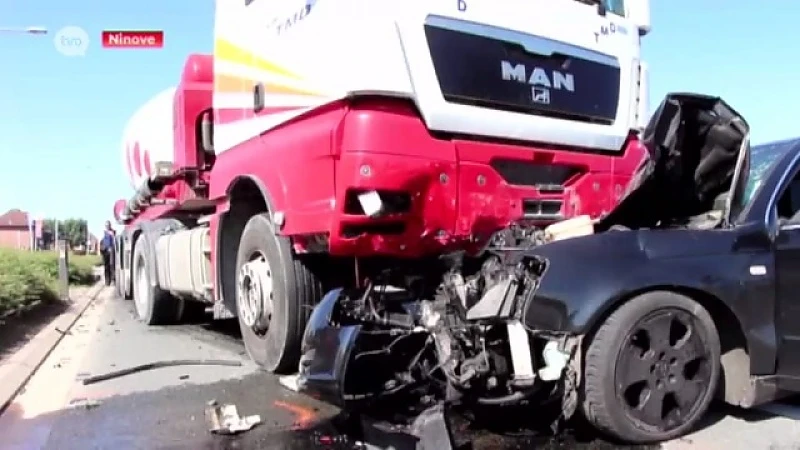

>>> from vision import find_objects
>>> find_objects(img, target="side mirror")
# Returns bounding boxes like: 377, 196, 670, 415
199, 109, 214, 155
627, 1, 651, 36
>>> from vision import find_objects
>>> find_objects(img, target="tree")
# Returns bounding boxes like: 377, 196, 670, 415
61, 218, 88, 249
41, 217, 89, 250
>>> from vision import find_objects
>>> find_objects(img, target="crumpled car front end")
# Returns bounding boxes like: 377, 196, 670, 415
294, 231, 581, 420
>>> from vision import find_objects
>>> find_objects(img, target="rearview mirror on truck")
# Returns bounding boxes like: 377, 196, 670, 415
200, 110, 214, 155
627, 1, 651, 36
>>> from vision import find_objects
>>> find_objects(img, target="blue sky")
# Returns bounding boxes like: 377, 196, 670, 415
1, 1, 799, 236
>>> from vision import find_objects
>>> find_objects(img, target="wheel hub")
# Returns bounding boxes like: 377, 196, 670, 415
237, 255, 273, 333
616, 310, 712, 430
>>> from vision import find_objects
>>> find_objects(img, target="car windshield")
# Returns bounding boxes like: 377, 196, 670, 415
742, 139, 799, 207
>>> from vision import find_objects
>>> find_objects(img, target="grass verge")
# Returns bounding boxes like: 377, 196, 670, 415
0, 249, 100, 318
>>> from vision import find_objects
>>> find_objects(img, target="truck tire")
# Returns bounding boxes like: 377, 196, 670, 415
114, 249, 125, 299
235, 213, 321, 374
132, 237, 181, 325
581, 291, 720, 443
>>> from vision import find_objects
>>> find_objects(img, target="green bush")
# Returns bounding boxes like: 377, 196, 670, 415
0, 249, 99, 317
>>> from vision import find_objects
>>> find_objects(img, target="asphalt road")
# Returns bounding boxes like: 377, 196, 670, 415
2, 287, 800, 450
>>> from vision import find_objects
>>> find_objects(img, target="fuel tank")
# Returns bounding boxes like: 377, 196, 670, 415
120, 87, 176, 190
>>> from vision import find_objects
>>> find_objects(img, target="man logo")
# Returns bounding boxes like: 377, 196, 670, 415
532, 87, 551, 105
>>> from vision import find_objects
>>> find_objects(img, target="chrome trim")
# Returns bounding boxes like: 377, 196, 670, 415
425, 15, 619, 68
779, 223, 800, 231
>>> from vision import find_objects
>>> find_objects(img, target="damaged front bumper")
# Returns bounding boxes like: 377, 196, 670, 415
295, 288, 363, 408
294, 252, 581, 416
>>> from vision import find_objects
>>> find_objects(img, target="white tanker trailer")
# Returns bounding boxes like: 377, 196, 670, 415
115, 87, 177, 221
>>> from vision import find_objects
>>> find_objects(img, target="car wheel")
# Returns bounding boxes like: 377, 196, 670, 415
235, 213, 321, 374
132, 238, 181, 325
581, 291, 720, 443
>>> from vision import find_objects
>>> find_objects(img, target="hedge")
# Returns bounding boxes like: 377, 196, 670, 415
0, 249, 100, 318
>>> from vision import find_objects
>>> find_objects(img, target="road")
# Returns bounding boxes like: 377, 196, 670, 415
2, 287, 800, 450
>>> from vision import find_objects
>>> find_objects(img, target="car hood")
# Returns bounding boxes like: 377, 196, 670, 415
598, 93, 751, 230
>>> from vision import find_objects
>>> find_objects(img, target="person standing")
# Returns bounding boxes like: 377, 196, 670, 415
100, 221, 116, 286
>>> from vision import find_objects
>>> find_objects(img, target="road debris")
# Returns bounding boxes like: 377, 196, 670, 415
69, 398, 102, 409
278, 374, 300, 392
205, 403, 261, 435
81, 359, 243, 385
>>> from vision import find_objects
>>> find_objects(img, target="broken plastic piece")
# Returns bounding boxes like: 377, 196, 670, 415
357, 191, 383, 217
506, 321, 536, 384
544, 215, 594, 241
205, 403, 261, 435
279, 374, 301, 392
538, 340, 569, 381
409, 404, 456, 450
69, 398, 102, 409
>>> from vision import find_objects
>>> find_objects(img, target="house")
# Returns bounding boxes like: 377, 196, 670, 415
0, 209, 31, 250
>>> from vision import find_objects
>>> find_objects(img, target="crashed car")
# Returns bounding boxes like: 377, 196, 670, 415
293, 92, 800, 444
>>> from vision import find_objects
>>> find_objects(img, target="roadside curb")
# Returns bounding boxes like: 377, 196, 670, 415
0, 282, 106, 415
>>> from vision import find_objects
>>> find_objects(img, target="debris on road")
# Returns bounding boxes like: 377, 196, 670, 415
278, 374, 300, 392
69, 398, 102, 409
205, 403, 261, 435
81, 359, 243, 385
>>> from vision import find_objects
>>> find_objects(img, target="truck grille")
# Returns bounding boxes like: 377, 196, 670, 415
490, 159, 580, 191
424, 18, 621, 124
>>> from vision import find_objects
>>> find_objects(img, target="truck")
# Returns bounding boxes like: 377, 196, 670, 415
112, 0, 652, 375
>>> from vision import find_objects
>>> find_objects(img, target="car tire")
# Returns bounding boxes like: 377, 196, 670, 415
581, 291, 721, 443
235, 213, 321, 374
132, 237, 181, 325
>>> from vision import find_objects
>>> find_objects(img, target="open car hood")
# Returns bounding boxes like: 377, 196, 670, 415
599, 93, 750, 230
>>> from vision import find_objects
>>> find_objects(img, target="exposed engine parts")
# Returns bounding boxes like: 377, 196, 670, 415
298, 223, 581, 422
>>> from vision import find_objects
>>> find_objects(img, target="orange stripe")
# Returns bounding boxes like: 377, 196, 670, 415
214, 73, 323, 97
214, 73, 247, 93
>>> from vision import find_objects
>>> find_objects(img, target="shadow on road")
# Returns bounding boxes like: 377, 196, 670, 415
0, 301, 69, 361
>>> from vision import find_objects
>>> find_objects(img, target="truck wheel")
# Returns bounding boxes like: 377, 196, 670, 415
581, 291, 720, 443
235, 213, 320, 374
132, 238, 181, 325
114, 254, 125, 299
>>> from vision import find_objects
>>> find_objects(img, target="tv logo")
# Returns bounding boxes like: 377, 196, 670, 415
54, 26, 89, 57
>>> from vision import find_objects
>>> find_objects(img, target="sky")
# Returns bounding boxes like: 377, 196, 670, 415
1, 0, 799, 237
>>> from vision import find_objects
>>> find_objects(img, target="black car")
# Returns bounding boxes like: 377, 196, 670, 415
292, 93, 800, 444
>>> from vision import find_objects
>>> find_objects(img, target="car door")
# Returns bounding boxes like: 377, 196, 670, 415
772, 167, 800, 375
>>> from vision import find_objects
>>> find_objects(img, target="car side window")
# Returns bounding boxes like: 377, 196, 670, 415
776, 172, 800, 225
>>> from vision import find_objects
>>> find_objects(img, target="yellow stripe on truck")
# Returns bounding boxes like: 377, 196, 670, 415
214, 73, 325, 97
214, 38, 302, 80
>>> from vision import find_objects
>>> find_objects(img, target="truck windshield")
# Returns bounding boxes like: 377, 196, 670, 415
604, 0, 625, 17
578, 0, 626, 17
